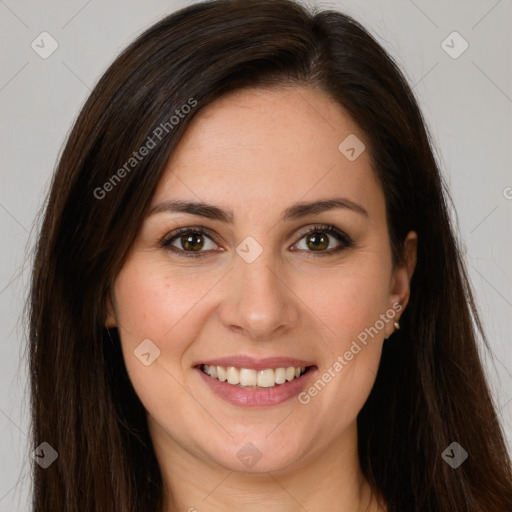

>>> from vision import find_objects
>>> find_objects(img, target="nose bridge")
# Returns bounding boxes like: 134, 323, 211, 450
218, 239, 297, 339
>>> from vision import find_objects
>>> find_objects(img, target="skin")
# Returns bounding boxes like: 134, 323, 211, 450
106, 85, 417, 512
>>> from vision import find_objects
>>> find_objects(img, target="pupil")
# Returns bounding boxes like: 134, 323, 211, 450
308, 232, 328, 251
183, 233, 203, 251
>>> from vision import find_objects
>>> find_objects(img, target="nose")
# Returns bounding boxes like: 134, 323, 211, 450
217, 249, 299, 341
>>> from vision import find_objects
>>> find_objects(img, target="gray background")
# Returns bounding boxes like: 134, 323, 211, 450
1, 0, 511, 509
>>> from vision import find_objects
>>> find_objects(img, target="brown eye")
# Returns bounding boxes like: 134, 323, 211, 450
162, 229, 219, 254
292, 224, 354, 255
305, 232, 329, 251
180, 232, 205, 251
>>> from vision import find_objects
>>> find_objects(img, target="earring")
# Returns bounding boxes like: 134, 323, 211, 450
393, 319, 400, 330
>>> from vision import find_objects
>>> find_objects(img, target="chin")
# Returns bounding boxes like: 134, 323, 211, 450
204, 432, 307, 474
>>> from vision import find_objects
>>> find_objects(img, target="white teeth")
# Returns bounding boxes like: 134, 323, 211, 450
217, 366, 227, 382
257, 369, 275, 388
227, 366, 239, 385
274, 367, 286, 385
239, 368, 257, 386
201, 364, 308, 388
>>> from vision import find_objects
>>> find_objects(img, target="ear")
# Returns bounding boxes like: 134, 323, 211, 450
385, 231, 417, 337
105, 290, 117, 328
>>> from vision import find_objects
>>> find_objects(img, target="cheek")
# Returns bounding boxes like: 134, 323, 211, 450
113, 256, 222, 344
112, 258, 219, 437
310, 255, 392, 347
301, 253, 392, 407
112, 258, 213, 396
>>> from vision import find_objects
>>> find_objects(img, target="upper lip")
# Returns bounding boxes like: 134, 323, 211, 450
194, 355, 316, 371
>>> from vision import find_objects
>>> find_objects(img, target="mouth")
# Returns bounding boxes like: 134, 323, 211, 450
199, 364, 312, 389
193, 356, 317, 407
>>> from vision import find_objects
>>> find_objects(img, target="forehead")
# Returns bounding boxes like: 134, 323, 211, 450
152, 86, 383, 219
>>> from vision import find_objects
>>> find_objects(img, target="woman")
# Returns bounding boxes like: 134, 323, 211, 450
28, 0, 512, 510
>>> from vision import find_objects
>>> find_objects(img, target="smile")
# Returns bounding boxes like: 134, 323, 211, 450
200, 364, 309, 388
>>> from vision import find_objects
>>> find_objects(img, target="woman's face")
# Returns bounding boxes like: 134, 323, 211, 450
107, 85, 416, 474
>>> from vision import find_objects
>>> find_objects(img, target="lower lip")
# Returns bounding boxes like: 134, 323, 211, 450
196, 367, 317, 407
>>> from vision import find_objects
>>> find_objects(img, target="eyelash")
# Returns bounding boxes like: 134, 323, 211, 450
160, 224, 354, 258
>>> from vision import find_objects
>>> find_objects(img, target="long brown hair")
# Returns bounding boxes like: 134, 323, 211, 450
28, 0, 512, 510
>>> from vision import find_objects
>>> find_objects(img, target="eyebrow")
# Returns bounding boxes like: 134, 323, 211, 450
147, 197, 368, 222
